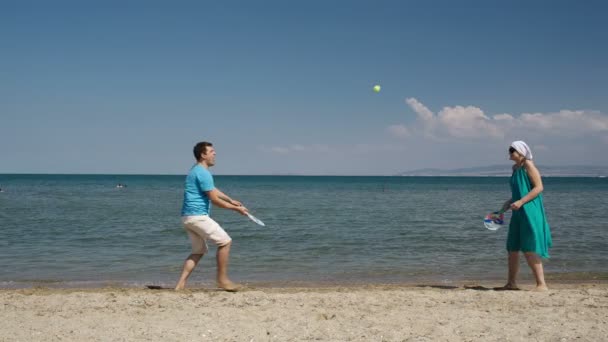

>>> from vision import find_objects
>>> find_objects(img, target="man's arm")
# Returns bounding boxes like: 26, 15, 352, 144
215, 188, 242, 206
207, 189, 247, 215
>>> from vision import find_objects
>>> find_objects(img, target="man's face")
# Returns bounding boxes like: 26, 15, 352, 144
202, 146, 216, 166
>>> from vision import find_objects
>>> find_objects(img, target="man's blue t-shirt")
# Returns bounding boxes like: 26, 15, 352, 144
181, 164, 215, 216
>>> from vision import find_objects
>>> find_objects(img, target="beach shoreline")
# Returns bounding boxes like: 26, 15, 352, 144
2, 271, 607, 290
2, 282, 607, 341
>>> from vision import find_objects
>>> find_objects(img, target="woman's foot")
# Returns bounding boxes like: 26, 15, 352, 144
533, 284, 549, 292
493, 283, 521, 291
218, 280, 242, 292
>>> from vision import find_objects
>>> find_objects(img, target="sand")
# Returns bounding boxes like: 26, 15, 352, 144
1, 283, 607, 341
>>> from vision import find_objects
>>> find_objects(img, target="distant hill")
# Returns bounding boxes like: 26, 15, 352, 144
397, 165, 608, 177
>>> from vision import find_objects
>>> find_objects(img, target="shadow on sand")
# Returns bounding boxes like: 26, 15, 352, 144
415, 284, 496, 291
148, 284, 505, 292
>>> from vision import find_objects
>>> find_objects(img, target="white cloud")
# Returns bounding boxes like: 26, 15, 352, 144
518, 110, 608, 135
256, 100, 608, 175
259, 144, 333, 155
258, 142, 409, 159
437, 105, 502, 138
270, 146, 289, 154
353, 143, 408, 153
405, 98, 434, 122
397, 98, 608, 141
387, 124, 410, 138
493, 113, 514, 121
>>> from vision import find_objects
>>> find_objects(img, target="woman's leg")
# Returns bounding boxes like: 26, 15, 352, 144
507, 252, 520, 287
524, 252, 548, 291
495, 252, 521, 290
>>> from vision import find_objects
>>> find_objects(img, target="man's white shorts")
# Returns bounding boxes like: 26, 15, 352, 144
181, 215, 232, 255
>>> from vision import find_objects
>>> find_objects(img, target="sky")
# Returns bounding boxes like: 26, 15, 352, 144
1, 0, 607, 175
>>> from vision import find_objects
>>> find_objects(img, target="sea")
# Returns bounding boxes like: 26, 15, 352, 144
1, 174, 607, 288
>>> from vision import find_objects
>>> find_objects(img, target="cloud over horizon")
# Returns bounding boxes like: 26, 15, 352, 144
258, 144, 333, 155
256, 98, 608, 173
262, 98, 608, 166
393, 98, 608, 143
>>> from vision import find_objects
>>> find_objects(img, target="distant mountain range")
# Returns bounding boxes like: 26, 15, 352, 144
397, 165, 608, 177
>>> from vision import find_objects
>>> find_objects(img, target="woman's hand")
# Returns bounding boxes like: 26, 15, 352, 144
510, 200, 524, 211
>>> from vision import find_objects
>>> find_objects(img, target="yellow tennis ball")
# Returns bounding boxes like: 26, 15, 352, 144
373, 84, 381, 93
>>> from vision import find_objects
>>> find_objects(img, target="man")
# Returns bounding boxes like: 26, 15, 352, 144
175, 141, 248, 291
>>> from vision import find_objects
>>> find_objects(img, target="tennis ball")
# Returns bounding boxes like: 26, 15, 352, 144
373, 84, 381, 93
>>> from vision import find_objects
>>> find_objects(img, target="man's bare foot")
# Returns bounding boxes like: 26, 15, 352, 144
218, 280, 242, 292
493, 283, 521, 291
533, 284, 549, 292
175, 283, 185, 291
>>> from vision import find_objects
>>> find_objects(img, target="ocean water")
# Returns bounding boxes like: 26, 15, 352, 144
1, 174, 607, 288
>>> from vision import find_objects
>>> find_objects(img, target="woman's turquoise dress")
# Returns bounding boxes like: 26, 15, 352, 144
507, 167, 552, 258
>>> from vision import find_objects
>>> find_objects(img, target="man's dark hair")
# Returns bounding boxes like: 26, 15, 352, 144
193, 141, 213, 161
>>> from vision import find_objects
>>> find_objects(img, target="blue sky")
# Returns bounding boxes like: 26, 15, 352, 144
1, 0, 607, 175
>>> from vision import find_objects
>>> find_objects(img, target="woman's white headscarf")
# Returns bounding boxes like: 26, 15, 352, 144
511, 141, 533, 160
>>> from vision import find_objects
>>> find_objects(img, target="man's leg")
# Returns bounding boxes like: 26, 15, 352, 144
175, 253, 203, 290
216, 242, 240, 291
524, 252, 548, 291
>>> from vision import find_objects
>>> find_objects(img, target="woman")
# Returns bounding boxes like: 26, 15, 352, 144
497, 141, 552, 291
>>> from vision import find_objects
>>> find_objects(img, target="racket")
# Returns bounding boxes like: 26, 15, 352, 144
247, 212, 265, 226
484, 211, 505, 231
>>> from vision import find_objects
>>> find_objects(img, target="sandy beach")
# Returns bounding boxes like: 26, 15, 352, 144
1, 282, 607, 342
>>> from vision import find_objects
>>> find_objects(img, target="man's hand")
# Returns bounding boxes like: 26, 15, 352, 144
235, 205, 249, 216
230, 200, 243, 207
